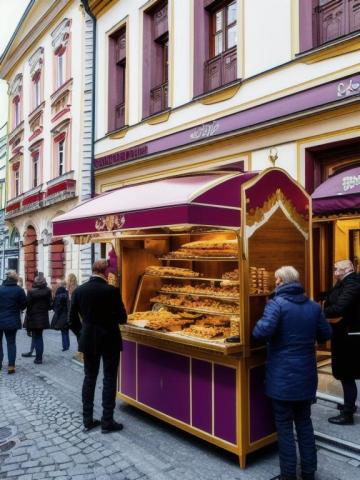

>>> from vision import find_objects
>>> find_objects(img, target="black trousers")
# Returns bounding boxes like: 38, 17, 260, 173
342, 379, 358, 412
82, 348, 120, 425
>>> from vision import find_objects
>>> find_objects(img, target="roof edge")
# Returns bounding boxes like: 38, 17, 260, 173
0, 0, 35, 64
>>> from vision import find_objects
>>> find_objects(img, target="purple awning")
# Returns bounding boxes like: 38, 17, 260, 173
312, 166, 360, 215
53, 172, 256, 236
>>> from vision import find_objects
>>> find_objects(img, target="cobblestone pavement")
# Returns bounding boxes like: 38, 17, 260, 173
0, 330, 360, 480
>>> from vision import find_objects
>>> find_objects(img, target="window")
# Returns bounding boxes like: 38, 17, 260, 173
58, 139, 65, 176
33, 152, 39, 188
57, 54, 64, 88
211, 1, 237, 56
13, 97, 20, 128
15, 169, 20, 197
300, 0, 360, 52
108, 27, 127, 131
194, 1, 238, 97
143, 1, 169, 118
34, 76, 41, 109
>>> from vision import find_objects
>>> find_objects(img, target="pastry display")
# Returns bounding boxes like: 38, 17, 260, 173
168, 239, 238, 258
145, 266, 200, 277
128, 310, 181, 323
150, 294, 239, 314
222, 268, 239, 281
180, 325, 231, 339
160, 282, 239, 299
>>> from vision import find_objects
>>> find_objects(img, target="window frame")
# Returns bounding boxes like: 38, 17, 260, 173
32, 151, 40, 188
58, 138, 65, 177
210, 1, 237, 58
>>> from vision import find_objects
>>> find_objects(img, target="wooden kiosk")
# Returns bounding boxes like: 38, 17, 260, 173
53, 168, 311, 467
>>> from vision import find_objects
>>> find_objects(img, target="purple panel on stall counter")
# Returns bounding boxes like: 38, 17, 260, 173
214, 364, 237, 444
120, 340, 137, 399
191, 359, 212, 434
249, 365, 275, 443
138, 345, 190, 424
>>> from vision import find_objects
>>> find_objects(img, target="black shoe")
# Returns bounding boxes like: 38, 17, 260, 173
328, 412, 354, 425
83, 419, 101, 432
101, 421, 123, 434
34, 359, 42, 365
22, 352, 35, 358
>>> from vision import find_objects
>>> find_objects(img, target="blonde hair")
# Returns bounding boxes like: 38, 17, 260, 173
66, 273, 78, 297
275, 266, 300, 284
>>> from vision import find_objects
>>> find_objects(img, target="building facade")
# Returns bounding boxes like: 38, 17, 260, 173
90, 0, 359, 290
0, 0, 94, 288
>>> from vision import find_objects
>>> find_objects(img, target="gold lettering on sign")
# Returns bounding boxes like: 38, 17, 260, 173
95, 214, 125, 232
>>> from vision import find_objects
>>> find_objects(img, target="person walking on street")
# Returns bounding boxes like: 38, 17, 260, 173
51, 279, 70, 351
0, 271, 27, 374
69, 259, 127, 433
324, 259, 360, 425
253, 266, 331, 480
26, 275, 52, 364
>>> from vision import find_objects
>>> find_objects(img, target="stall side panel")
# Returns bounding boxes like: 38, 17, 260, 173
249, 364, 275, 444
120, 340, 137, 399
138, 345, 190, 424
214, 364, 237, 444
191, 358, 212, 434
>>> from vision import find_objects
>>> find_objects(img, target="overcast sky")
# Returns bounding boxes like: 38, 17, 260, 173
0, 0, 29, 127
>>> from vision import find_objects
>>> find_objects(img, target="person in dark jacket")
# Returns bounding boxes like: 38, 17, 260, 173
0, 270, 27, 374
253, 266, 331, 480
324, 259, 360, 425
69, 259, 127, 433
26, 275, 52, 364
51, 279, 70, 351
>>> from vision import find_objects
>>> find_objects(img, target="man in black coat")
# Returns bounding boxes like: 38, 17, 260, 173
69, 259, 127, 433
324, 259, 360, 425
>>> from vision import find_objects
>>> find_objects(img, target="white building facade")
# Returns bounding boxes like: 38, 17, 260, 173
0, 0, 94, 288
91, 0, 360, 299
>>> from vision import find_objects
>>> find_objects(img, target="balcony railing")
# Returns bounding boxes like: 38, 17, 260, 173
115, 102, 126, 130
150, 82, 168, 116
204, 47, 237, 94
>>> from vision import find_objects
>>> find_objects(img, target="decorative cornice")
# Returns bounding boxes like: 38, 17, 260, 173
28, 46, 44, 78
51, 18, 71, 52
0, 0, 69, 79
9, 73, 23, 97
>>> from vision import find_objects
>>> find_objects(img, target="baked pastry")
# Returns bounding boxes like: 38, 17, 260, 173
169, 239, 238, 258
145, 266, 200, 277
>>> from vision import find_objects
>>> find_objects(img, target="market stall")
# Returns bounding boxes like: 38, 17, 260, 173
53, 167, 311, 467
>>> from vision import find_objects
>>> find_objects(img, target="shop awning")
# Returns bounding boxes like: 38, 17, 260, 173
53, 172, 257, 236
312, 166, 360, 215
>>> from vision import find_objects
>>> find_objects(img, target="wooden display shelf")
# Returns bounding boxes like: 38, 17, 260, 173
121, 323, 243, 355
144, 273, 239, 284
158, 289, 239, 302
150, 300, 240, 316
159, 256, 238, 262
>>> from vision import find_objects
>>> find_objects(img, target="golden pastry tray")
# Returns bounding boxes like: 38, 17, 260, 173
158, 289, 239, 302
149, 301, 240, 316
143, 273, 239, 285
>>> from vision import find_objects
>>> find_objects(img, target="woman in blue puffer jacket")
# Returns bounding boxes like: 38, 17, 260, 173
0, 270, 27, 374
253, 266, 331, 480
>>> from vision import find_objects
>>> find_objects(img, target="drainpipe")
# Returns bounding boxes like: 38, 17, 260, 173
80, 0, 96, 265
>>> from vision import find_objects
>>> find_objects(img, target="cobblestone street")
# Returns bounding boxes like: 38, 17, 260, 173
0, 330, 359, 480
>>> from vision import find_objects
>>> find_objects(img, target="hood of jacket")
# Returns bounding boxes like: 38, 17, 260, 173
30, 286, 50, 299
55, 286, 68, 296
275, 282, 308, 304
2, 278, 18, 287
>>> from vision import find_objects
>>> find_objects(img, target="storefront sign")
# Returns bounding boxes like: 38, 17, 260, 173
337, 78, 360, 98
342, 175, 360, 192
94, 146, 148, 169
95, 214, 125, 232
190, 121, 219, 139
